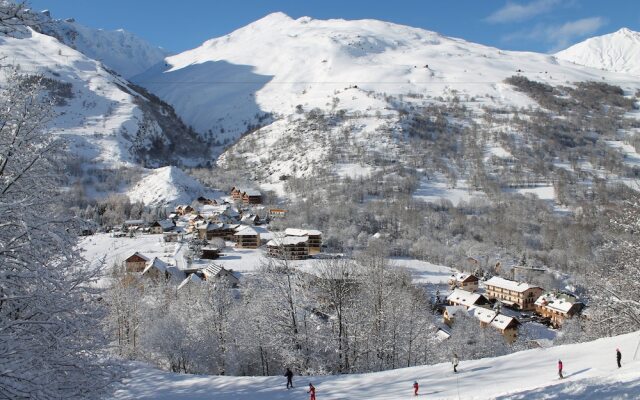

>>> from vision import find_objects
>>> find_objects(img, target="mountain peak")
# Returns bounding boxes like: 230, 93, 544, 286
555, 28, 640, 76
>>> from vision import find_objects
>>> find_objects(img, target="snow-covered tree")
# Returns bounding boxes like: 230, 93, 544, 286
0, 70, 117, 398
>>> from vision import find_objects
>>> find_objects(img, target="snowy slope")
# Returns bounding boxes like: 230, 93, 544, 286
114, 330, 640, 399
0, 27, 207, 172
126, 166, 221, 207
556, 28, 640, 76
39, 17, 168, 79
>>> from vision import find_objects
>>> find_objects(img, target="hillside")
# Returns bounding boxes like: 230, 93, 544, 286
134, 13, 640, 195
0, 24, 210, 198
114, 331, 640, 399
556, 28, 640, 76
127, 166, 222, 207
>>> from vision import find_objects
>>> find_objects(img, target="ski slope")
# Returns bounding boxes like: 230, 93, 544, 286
114, 331, 640, 399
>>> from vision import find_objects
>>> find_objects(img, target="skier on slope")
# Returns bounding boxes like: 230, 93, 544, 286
307, 383, 316, 400
616, 348, 622, 368
558, 359, 563, 379
284, 368, 294, 389
452, 354, 459, 373
413, 381, 419, 396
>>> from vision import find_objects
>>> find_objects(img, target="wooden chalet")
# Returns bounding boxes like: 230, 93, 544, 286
175, 205, 194, 216
242, 189, 262, 205
266, 236, 309, 260
124, 252, 150, 273
485, 277, 544, 311
468, 306, 520, 343
234, 226, 260, 249
196, 196, 217, 205
446, 288, 489, 309
230, 187, 262, 204
448, 273, 479, 292
149, 219, 175, 234
285, 228, 322, 254
534, 292, 584, 328
141, 257, 185, 282
197, 222, 238, 241
179, 265, 239, 289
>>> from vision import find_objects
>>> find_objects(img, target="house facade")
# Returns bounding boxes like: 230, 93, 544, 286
234, 227, 260, 249
285, 228, 322, 254
266, 236, 310, 260
534, 292, 584, 328
484, 276, 543, 311
124, 252, 150, 273
446, 288, 489, 309
449, 273, 479, 292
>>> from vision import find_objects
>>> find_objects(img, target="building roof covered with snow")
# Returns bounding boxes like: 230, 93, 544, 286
485, 276, 541, 293
447, 288, 487, 308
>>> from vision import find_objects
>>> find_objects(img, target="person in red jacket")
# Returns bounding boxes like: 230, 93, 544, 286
558, 359, 563, 379
413, 381, 419, 396
307, 383, 316, 400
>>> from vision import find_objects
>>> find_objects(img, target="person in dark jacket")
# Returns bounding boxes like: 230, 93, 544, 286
285, 368, 294, 389
413, 381, 419, 396
558, 359, 563, 379
616, 348, 622, 368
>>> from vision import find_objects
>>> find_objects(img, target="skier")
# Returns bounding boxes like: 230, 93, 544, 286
307, 383, 316, 400
413, 380, 419, 396
452, 354, 459, 373
616, 348, 622, 368
284, 368, 294, 389
558, 359, 563, 379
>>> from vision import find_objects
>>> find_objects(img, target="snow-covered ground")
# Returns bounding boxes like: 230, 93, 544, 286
113, 330, 640, 399
413, 174, 486, 206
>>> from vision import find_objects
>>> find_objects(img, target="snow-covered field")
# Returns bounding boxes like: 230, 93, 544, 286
113, 331, 640, 399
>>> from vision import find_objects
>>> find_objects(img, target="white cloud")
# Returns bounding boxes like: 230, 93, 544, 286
486, 0, 560, 24
503, 17, 607, 52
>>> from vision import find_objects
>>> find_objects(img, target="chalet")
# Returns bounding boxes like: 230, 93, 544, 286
141, 257, 185, 282
446, 288, 489, 309
240, 213, 261, 225
230, 187, 244, 201
242, 189, 262, 205
124, 252, 150, 273
468, 306, 520, 343
197, 221, 238, 241
175, 205, 194, 216
266, 236, 310, 260
202, 264, 239, 287
484, 277, 544, 311
285, 228, 322, 254
443, 305, 467, 326
200, 246, 221, 260
234, 226, 260, 249
149, 219, 175, 234
179, 265, 239, 288
448, 273, 479, 292
534, 292, 584, 328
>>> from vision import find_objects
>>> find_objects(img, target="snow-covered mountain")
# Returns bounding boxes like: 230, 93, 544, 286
134, 13, 640, 189
40, 19, 167, 79
127, 166, 221, 207
556, 28, 640, 76
0, 27, 207, 171
32, 9, 168, 79
115, 330, 640, 399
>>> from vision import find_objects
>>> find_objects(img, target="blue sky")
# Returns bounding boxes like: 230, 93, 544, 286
29, 0, 639, 53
